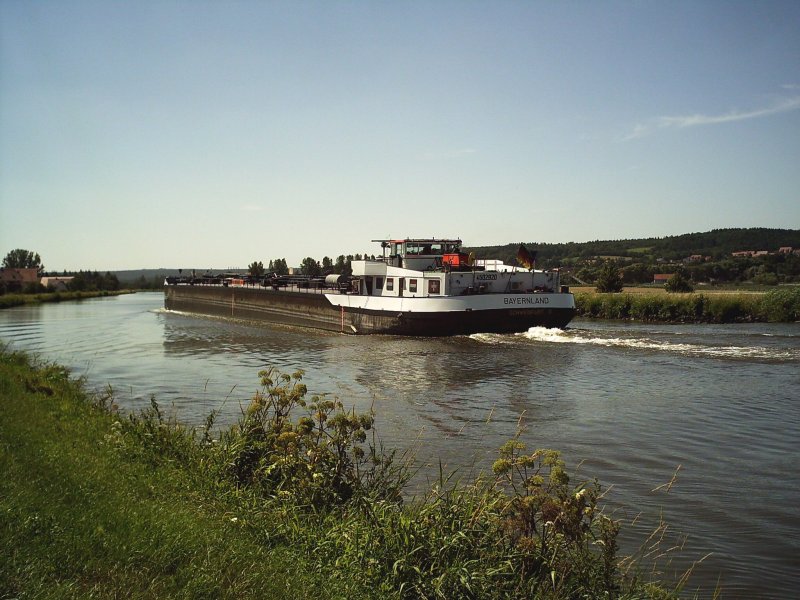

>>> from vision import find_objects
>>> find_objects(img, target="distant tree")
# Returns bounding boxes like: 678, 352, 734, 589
300, 257, 321, 277
268, 258, 289, 275
664, 269, 694, 293
622, 262, 654, 285
3, 249, 44, 274
248, 261, 265, 277
575, 266, 599, 286
67, 270, 119, 292
334, 255, 347, 274
595, 261, 624, 293
753, 272, 779, 286
322, 256, 333, 273
23, 281, 46, 294
103, 271, 120, 291
68, 271, 93, 292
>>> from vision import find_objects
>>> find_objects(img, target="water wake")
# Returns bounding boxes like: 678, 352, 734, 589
472, 327, 800, 362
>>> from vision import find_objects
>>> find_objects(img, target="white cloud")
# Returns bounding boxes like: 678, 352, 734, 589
621, 95, 800, 141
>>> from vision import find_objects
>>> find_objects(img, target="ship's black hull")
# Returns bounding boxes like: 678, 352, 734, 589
164, 285, 575, 336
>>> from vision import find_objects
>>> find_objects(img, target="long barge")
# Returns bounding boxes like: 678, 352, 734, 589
164, 238, 576, 336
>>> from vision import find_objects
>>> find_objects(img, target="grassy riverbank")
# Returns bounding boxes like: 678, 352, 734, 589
0, 290, 134, 309
0, 349, 364, 599
1, 348, 681, 599
573, 286, 800, 323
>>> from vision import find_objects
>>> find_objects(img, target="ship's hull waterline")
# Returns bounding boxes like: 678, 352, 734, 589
164, 285, 576, 336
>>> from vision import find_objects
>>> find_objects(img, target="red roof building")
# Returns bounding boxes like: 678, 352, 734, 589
0, 268, 40, 291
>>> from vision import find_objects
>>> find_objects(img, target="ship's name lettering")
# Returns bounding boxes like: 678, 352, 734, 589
504, 297, 550, 305
476, 274, 497, 281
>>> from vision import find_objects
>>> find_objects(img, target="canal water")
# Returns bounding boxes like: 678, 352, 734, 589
1, 292, 798, 598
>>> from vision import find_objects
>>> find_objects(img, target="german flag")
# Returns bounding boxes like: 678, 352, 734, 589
516, 244, 537, 270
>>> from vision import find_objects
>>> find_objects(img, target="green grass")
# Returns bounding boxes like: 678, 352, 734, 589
1, 349, 681, 599
0, 290, 133, 309
0, 350, 372, 599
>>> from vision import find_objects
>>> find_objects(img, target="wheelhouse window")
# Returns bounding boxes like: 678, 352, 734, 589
409, 279, 418, 293
428, 279, 440, 294
376, 277, 384, 290
386, 278, 394, 291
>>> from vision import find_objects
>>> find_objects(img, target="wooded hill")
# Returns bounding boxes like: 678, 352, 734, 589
464, 228, 800, 268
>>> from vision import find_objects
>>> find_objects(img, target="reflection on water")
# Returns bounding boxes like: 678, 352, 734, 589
1, 292, 799, 598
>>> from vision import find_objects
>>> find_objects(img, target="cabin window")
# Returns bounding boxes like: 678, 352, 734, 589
376, 277, 384, 290
386, 278, 394, 291
428, 279, 440, 294
409, 279, 418, 293
511, 281, 522, 291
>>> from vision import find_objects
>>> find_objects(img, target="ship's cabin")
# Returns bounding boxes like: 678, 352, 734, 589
373, 238, 469, 271
347, 238, 560, 299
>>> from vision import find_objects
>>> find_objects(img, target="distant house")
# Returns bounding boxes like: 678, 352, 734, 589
0, 268, 40, 292
40, 276, 74, 291
778, 247, 793, 254
683, 254, 709, 263
752, 250, 769, 257
653, 273, 672, 285
732, 250, 753, 258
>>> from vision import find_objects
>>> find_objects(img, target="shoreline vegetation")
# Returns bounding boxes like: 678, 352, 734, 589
3, 285, 799, 324
0, 347, 692, 599
0, 290, 134, 309
573, 286, 800, 324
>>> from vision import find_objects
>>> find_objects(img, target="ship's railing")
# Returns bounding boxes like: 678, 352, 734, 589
165, 275, 351, 295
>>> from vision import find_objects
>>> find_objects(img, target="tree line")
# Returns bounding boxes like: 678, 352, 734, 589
466, 227, 800, 266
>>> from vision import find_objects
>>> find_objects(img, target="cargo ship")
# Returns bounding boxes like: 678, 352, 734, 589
164, 238, 576, 336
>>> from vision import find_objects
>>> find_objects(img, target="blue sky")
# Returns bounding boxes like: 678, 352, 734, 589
2, 1, 799, 271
